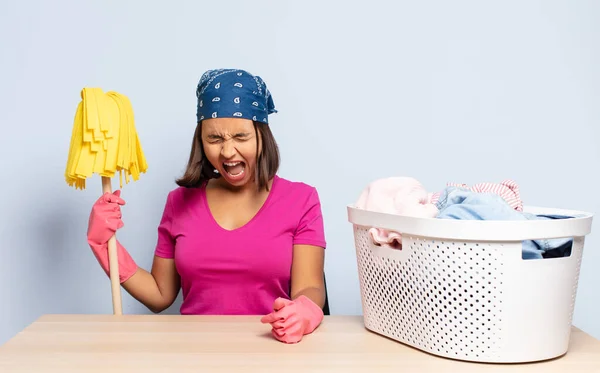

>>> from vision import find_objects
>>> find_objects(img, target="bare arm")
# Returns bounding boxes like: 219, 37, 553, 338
290, 244, 326, 308
121, 256, 180, 313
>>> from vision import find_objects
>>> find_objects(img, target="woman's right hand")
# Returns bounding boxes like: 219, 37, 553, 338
86, 190, 138, 283
87, 190, 126, 246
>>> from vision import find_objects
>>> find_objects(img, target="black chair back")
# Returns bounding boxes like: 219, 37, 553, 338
322, 274, 330, 315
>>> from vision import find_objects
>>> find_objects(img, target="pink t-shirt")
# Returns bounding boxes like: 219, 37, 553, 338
153, 175, 327, 315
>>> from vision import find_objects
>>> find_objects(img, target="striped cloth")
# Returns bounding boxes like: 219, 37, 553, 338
430, 179, 523, 212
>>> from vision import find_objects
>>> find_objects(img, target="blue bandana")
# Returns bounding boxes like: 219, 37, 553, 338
196, 68, 277, 124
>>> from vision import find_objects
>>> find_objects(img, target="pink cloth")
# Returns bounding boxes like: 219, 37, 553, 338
154, 175, 327, 315
430, 179, 523, 211
354, 177, 438, 249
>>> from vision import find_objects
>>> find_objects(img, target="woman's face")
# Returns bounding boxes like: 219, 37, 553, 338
201, 118, 260, 188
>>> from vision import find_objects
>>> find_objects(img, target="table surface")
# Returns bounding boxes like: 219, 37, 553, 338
0, 314, 599, 372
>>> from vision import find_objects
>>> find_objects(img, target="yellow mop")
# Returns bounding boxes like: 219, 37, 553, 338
65, 87, 148, 315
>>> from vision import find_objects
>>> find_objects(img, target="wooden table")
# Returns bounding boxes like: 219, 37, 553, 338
0, 315, 599, 372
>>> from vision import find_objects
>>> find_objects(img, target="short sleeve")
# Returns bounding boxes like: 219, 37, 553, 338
293, 187, 327, 248
154, 192, 175, 259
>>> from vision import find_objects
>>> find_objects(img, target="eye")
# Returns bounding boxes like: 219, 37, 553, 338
206, 135, 223, 143
234, 133, 251, 141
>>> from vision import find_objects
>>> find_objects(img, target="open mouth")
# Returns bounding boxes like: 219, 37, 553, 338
222, 161, 245, 178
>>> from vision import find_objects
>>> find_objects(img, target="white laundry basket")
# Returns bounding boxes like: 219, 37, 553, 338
347, 204, 594, 363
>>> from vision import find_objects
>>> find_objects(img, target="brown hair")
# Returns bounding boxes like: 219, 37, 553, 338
175, 121, 280, 191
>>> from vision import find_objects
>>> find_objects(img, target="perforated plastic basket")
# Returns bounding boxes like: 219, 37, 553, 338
347, 205, 594, 363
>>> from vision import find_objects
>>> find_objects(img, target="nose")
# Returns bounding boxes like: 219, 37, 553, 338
220, 138, 236, 159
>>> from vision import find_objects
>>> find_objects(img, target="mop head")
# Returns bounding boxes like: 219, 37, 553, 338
65, 88, 148, 190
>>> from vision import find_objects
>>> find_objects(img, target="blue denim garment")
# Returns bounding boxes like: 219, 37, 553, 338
435, 187, 573, 259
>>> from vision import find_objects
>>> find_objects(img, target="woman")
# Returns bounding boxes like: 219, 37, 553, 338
86, 69, 327, 344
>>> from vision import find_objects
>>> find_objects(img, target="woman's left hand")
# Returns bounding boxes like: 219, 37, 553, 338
260, 296, 324, 343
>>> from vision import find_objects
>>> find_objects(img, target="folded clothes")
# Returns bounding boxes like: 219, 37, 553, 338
435, 186, 573, 259
355, 177, 575, 259
354, 177, 438, 249
431, 179, 523, 212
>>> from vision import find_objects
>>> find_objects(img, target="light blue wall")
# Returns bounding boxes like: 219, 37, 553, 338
1, 0, 599, 344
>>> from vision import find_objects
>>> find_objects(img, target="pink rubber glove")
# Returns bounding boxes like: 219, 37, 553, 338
260, 295, 324, 344
87, 190, 137, 283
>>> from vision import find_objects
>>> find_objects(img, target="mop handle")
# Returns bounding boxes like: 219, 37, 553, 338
102, 176, 123, 315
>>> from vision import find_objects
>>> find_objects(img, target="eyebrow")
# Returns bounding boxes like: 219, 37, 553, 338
206, 132, 251, 139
